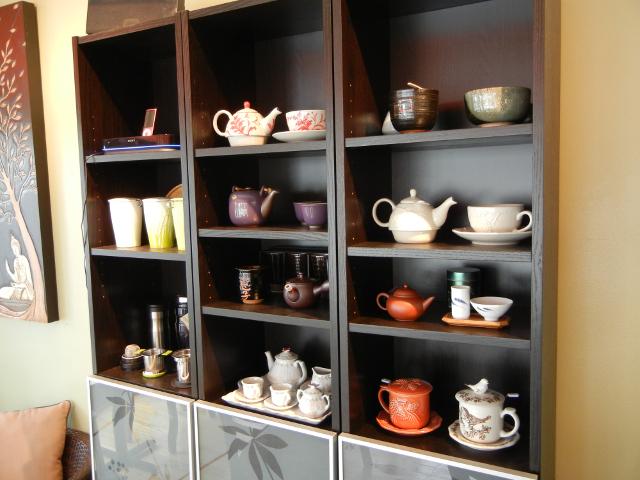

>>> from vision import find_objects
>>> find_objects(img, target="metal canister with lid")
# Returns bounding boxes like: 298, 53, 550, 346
447, 268, 482, 309
175, 296, 190, 349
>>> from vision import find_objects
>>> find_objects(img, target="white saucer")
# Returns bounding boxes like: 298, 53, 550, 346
452, 227, 532, 246
233, 389, 270, 404
448, 420, 520, 450
273, 130, 326, 142
263, 397, 298, 411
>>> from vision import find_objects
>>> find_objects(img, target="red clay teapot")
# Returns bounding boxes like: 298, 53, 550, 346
376, 284, 435, 322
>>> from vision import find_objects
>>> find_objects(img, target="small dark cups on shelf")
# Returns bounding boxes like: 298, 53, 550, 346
390, 87, 439, 133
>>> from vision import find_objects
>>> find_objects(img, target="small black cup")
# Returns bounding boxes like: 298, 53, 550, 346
237, 266, 264, 304
261, 249, 288, 294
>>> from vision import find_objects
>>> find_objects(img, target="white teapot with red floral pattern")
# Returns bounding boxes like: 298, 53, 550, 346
213, 101, 281, 146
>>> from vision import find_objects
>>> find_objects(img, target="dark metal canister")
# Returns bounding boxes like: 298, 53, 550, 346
447, 268, 482, 309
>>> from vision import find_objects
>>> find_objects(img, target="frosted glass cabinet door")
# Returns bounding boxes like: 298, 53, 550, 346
195, 401, 337, 480
339, 434, 537, 480
88, 376, 194, 480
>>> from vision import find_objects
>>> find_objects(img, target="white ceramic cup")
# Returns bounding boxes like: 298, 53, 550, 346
467, 204, 533, 233
142, 198, 175, 249
238, 376, 264, 400
285, 110, 326, 131
108, 198, 142, 247
170, 198, 185, 251
451, 285, 471, 320
459, 400, 520, 444
269, 383, 293, 407
311, 367, 332, 394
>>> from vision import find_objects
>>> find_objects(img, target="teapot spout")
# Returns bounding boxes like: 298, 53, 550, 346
265, 351, 274, 370
313, 280, 330, 297
422, 296, 436, 312
432, 196, 457, 229
260, 107, 281, 135
259, 187, 279, 219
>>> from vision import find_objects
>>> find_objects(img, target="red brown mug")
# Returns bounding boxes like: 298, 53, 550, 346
378, 378, 432, 430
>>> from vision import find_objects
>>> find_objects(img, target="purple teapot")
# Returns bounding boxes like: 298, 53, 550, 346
229, 186, 279, 226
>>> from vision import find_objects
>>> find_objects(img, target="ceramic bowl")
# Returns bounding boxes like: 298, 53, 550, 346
464, 87, 531, 127
390, 88, 439, 132
293, 202, 306, 225
470, 296, 513, 321
286, 110, 326, 131
294, 201, 327, 229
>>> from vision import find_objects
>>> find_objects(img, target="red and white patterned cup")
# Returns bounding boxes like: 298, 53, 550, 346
286, 110, 326, 131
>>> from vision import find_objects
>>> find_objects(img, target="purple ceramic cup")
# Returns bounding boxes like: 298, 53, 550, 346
295, 202, 327, 229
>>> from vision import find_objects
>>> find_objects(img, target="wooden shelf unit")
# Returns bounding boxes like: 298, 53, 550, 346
333, 0, 558, 476
73, 16, 198, 398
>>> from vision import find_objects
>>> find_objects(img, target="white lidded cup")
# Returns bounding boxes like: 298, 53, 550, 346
142, 197, 175, 249
170, 198, 185, 251
451, 285, 471, 320
108, 198, 142, 248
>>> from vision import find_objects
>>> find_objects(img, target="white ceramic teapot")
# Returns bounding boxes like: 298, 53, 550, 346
265, 348, 307, 387
372, 189, 456, 243
297, 384, 331, 418
213, 101, 281, 146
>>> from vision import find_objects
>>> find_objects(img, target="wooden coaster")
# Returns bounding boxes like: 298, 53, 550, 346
442, 312, 510, 329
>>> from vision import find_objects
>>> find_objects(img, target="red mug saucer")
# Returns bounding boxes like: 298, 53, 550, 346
376, 410, 442, 436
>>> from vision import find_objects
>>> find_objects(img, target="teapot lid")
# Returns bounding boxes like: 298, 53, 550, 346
455, 379, 504, 406
285, 272, 314, 286
301, 384, 323, 396
237, 100, 260, 115
385, 378, 432, 396
275, 347, 298, 361
398, 189, 431, 206
390, 284, 421, 299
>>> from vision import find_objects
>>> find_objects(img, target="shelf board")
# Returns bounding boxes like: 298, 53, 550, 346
91, 245, 186, 261
199, 225, 328, 241
202, 299, 331, 329
347, 241, 531, 262
345, 124, 532, 150
85, 149, 181, 163
98, 366, 193, 398
349, 311, 530, 350
349, 422, 531, 475
196, 141, 326, 158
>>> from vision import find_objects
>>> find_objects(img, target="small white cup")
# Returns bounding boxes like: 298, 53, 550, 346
285, 110, 326, 131
238, 376, 264, 400
270, 383, 293, 407
467, 204, 533, 233
451, 285, 471, 320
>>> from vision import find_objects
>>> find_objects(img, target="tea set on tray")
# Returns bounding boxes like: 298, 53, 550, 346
223, 347, 332, 425
377, 377, 520, 451
213, 101, 326, 145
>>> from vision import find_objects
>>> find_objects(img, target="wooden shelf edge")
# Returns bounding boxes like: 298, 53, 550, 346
347, 242, 531, 262
196, 141, 326, 158
86, 149, 181, 163
91, 245, 186, 261
345, 124, 533, 149
98, 367, 194, 398
348, 317, 530, 350
199, 226, 328, 241
202, 301, 331, 329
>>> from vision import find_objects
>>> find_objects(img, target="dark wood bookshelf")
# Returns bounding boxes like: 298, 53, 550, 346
347, 241, 531, 262
199, 225, 328, 241
91, 245, 186, 261
345, 124, 533, 150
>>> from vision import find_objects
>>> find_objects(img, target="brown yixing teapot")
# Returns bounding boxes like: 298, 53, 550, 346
283, 273, 329, 309
376, 284, 435, 322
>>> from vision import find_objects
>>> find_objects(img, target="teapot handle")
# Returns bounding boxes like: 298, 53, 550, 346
499, 407, 520, 438
377, 386, 391, 414
213, 110, 233, 137
296, 389, 304, 402
376, 292, 390, 311
515, 210, 533, 232
322, 394, 331, 412
372, 198, 396, 228
295, 360, 308, 385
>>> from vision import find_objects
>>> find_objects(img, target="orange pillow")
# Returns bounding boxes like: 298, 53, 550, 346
0, 400, 71, 480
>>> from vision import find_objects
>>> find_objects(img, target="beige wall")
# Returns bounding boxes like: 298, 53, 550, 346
557, 0, 640, 478
0, 0, 637, 477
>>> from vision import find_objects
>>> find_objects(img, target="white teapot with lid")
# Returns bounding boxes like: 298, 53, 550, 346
372, 189, 456, 243
297, 384, 331, 418
213, 101, 281, 146
265, 348, 307, 387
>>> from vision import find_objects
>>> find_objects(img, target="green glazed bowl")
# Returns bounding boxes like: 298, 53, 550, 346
464, 86, 531, 127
